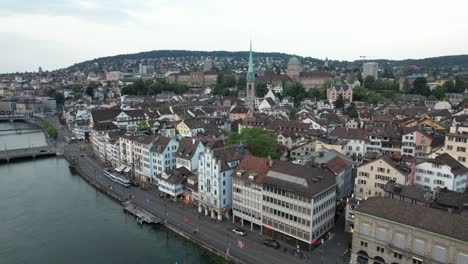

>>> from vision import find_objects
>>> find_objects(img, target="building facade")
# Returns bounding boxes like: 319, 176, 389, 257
351, 197, 468, 264
198, 145, 243, 221
414, 153, 468, 192
355, 157, 410, 199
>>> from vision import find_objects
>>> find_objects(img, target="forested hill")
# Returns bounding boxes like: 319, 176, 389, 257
68, 50, 297, 69
67, 49, 468, 73
374, 55, 468, 68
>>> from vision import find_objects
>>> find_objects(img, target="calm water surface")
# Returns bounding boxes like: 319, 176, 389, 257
0, 124, 219, 264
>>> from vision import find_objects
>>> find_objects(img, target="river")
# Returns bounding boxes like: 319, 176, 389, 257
0, 122, 220, 264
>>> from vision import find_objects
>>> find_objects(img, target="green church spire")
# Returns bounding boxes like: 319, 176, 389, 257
246, 40, 255, 81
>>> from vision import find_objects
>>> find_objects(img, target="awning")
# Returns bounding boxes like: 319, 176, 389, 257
263, 225, 272, 231
114, 165, 125, 172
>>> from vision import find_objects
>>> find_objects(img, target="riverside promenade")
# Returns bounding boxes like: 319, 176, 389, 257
50, 116, 350, 264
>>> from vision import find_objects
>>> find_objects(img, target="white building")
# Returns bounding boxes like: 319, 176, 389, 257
175, 138, 205, 173
149, 136, 179, 181
414, 153, 468, 192
197, 145, 244, 221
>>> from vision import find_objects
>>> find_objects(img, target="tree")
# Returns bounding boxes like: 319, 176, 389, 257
431, 86, 446, 100
444, 80, 456, 92
237, 76, 246, 88
411, 77, 430, 96
347, 103, 358, 119
455, 78, 466, 93
255, 80, 268, 97
85, 85, 95, 97
334, 95, 344, 109
54, 92, 65, 106
352, 86, 368, 101
363, 76, 375, 89
227, 127, 281, 159
137, 121, 150, 131
284, 82, 306, 106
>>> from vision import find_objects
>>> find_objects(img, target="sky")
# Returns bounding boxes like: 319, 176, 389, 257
1, 0, 468, 73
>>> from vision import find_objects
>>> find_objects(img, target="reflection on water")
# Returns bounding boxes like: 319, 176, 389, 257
0, 121, 47, 150
0, 158, 219, 264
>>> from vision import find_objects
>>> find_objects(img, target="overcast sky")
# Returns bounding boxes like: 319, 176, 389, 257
1, 0, 468, 73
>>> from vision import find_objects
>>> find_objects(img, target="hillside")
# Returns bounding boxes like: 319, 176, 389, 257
66, 49, 468, 73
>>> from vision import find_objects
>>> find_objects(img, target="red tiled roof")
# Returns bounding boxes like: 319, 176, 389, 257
232, 154, 270, 184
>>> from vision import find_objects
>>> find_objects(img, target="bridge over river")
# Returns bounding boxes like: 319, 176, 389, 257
0, 146, 61, 163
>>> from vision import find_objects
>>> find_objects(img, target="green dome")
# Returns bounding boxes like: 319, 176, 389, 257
288, 57, 300, 64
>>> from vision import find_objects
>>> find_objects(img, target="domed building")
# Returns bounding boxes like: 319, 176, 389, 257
287, 57, 302, 81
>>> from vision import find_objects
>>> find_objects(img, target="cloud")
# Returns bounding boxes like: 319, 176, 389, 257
0, 0, 468, 72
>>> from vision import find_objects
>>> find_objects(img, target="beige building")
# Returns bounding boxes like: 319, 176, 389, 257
355, 156, 410, 199
351, 197, 468, 264
436, 125, 468, 167
327, 85, 353, 102
167, 71, 218, 87
232, 155, 337, 246
286, 56, 333, 90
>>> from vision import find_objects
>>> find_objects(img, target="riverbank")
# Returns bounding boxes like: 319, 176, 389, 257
35, 116, 58, 139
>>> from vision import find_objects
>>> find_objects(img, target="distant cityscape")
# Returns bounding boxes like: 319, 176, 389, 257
1, 44, 468, 264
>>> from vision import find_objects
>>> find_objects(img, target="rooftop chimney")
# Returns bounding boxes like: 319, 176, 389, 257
267, 155, 273, 167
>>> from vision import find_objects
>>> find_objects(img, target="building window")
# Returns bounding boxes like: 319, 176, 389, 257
458, 157, 466, 162
360, 241, 368, 247
393, 251, 403, 259
412, 257, 423, 264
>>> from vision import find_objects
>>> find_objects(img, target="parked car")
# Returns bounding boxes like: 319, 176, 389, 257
129, 180, 140, 187
263, 239, 280, 249
232, 228, 246, 236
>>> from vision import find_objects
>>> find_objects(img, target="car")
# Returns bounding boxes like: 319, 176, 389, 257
39, 150, 47, 153
232, 228, 246, 236
80, 154, 84, 157
130, 181, 140, 187
263, 239, 280, 249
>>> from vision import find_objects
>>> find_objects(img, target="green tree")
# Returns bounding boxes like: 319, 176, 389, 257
137, 121, 150, 131
443, 80, 455, 92
411, 77, 430, 96
352, 86, 368, 101
347, 103, 358, 118
455, 78, 466, 93
363, 76, 375, 89
284, 82, 306, 106
255, 80, 268, 97
431, 86, 446, 100
227, 127, 281, 159
334, 95, 344, 109
85, 85, 95, 97
237, 76, 246, 88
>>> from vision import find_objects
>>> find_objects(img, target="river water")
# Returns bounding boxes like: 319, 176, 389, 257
0, 122, 220, 264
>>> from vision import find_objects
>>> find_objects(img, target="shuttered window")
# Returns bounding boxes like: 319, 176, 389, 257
413, 238, 425, 254
360, 223, 370, 235
393, 233, 405, 249
376, 228, 388, 241
433, 246, 446, 263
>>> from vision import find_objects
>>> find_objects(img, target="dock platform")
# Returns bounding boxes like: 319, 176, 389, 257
123, 201, 160, 224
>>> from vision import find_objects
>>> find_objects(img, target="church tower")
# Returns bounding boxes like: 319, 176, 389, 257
246, 41, 256, 113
